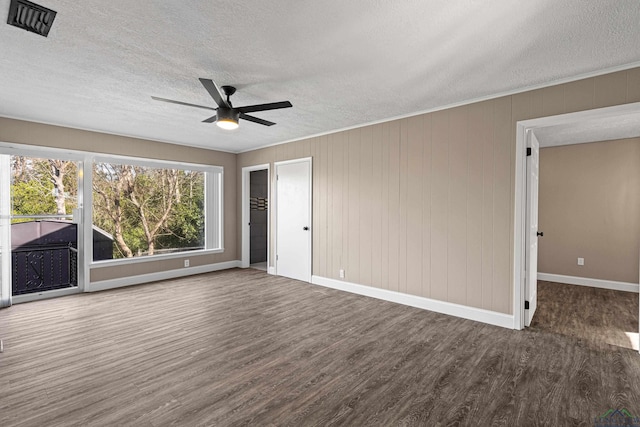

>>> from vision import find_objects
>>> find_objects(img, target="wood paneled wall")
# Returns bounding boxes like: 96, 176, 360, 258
238, 67, 640, 315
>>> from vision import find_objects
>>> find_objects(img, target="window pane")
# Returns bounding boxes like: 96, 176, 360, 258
10, 156, 78, 223
92, 162, 205, 260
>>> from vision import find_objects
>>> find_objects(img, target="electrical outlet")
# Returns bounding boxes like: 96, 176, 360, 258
184, 259, 190, 268
339, 269, 345, 279
577, 257, 584, 266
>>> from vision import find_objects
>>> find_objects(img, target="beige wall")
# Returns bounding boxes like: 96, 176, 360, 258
538, 138, 640, 284
0, 117, 237, 282
238, 67, 640, 315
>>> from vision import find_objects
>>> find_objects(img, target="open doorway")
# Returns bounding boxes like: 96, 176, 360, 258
241, 164, 270, 271
249, 169, 268, 270
533, 138, 639, 350
514, 102, 640, 352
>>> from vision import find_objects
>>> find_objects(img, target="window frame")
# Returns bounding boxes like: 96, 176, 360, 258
89, 154, 224, 267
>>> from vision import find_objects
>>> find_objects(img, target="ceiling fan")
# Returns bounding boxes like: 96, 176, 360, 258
152, 78, 292, 130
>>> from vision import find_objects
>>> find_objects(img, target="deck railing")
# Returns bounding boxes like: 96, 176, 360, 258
11, 244, 78, 295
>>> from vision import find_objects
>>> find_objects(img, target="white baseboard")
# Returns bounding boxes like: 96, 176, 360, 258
268, 266, 276, 275
538, 272, 639, 293
311, 275, 514, 329
88, 260, 241, 292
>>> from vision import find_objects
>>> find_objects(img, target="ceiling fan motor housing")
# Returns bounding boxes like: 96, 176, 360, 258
217, 107, 239, 123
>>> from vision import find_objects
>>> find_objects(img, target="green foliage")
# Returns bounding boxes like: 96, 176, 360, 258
123, 224, 146, 257
10, 157, 78, 221
11, 180, 56, 217
158, 172, 205, 250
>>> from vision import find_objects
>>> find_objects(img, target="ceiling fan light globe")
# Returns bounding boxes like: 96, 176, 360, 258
216, 107, 240, 130
216, 119, 239, 130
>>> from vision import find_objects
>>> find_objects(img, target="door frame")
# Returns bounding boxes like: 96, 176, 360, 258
524, 130, 540, 327
274, 157, 312, 281
513, 101, 640, 331
241, 164, 270, 269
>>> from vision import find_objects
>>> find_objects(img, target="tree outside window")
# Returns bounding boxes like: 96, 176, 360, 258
92, 162, 205, 259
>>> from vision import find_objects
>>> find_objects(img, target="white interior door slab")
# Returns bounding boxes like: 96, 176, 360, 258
525, 132, 540, 327
276, 158, 311, 282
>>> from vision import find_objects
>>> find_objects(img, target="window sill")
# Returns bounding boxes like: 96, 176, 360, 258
90, 248, 225, 268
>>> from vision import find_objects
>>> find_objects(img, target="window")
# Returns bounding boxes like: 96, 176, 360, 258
91, 159, 222, 261
10, 156, 78, 223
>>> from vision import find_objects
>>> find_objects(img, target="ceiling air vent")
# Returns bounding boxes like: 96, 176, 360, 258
7, 0, 57, 37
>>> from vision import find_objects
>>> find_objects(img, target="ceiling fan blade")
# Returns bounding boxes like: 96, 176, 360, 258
240, 113, 276, 126
199, 78, 230, 108
202, 115, 218, 123
237, 101, 292, 114
151, 96, 216, 111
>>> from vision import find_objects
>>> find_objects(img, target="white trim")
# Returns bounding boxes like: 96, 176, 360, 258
206, 168, 224, 251
268, 266, 276, 275
76, 161, 87, 293
241, 164, 270, 269
513, 102, 640, 331
519, 102, 640, 147
513, 124, 527, 330
274, 157, 313, 166
12, 286, 81, 304
0, 149, 86, 302
93, 155, 222, 173
0, 154, 11, 308
0, 141, 86, 161
538, 273, 639, 293
237, 62, 640, 154
87, 260, 241, 292
312, 275, 514, 329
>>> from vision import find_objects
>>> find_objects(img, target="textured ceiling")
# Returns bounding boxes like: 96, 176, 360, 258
1, 0, 640, 153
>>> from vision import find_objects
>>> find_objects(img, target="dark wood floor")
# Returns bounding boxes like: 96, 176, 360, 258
1, 269, 640, 426
531, 280, 638, 350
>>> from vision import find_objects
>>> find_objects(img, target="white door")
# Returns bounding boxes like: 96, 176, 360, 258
276, 158, 311, 282
525, 132, 540, 327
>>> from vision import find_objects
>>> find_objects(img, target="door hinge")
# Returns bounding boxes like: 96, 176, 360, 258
526, 147, 532, 156
524, 300, 530, 310
276, 255, 278, 260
